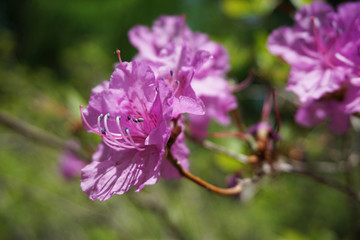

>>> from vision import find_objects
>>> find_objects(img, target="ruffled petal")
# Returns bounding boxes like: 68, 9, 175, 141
81, 143, 162, 201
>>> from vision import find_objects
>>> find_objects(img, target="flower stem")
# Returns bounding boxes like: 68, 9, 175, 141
166, 151, 243, 195
0, 109, 90, 161
167, 121, 245, 195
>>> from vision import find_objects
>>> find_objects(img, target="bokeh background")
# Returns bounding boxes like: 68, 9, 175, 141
1, 0, 359, 239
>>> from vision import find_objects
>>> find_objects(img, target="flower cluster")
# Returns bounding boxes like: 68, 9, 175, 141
80, 16, 236, 200
129, 15, 237, 139
267, 1, 360, 134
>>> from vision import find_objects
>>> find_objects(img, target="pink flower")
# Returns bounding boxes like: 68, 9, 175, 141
59, 146, 86, 180
129, 15, 207, 117
129, 15, 237, 138
295, 86, 360, 134
267, 1, 360, 133
80, 61, 188, 200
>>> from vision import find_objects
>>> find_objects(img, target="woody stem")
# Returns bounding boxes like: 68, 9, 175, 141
166, 124, 244, 195
166, 151, 243, 195
0, 109, 90, 161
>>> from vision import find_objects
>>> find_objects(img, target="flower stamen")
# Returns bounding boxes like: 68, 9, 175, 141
80, 105, 105, 137
311, 16, 327, 54
116, 49, 123, 67
97, 114, 104, 133
125, 128, 144, 151
335, 53, 355, 66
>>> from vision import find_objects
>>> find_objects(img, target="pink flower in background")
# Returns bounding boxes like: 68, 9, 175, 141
129, 15, 237, 138
129, 15, 207, 117
295, 86, 360, 134
267, 1, 360, 133
80, 61, 189, 201
295, 99, 350, 134
59, 147, 86, 180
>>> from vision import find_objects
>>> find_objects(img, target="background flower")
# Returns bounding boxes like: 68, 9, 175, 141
267, 1, 360, 133
129, 15, 237, 138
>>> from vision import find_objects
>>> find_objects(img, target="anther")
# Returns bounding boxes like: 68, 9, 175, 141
133, 118, 138, 123
101, 129, 106, 135
105, 113, 110, 119
155, 87, 159, 92
127, 115, 131, 120
137, 118, 144, 122
170, 70, 174, 77
116, 116, 133, 146
161, 77, 165, 81
175, 80, 179, 84
125, 128, 130, 135
97, 114, 104, 133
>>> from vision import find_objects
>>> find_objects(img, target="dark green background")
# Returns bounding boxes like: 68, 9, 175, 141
0, 0, 359, 239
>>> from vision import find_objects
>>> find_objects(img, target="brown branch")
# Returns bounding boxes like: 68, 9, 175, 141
166, 151, 243, 195
0, 109, 90, 161
231, 69, 253, 93
275, 160, 360, 203
167, 123, 249, 196
230, 108, 245, 132
272, 88, 282, 132
291, 169, 360, 202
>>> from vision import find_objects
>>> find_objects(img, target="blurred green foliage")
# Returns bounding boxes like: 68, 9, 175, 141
1, 0, 359, 239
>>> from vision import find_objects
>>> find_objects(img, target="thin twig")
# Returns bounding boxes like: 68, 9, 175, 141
0, 109, 90, 161
167, 123, 247, 196
166, 152, 243, 195
231, 69, 254, 93
272, 88, 282, 132
230, 108, 245, 132
201, 140, 249, 164
275, 160, 360, 203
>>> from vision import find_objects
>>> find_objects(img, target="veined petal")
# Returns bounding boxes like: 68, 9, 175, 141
81, 143, 162, 201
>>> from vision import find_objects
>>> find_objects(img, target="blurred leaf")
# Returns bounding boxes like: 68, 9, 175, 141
221, 0, 279, 19
215, 153, 243, 173
290, 0, 317, 9
254, 31, 290, 85
279, 229, 310, 240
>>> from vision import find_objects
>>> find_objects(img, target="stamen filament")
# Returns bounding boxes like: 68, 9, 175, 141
311, 16, 327, 54
116, 116, 136, 147
103, 113, 119, 142
125, 128, 145, 151
80, 105, 106, 137
335, 53, 355, 66
116, 49, 123, 67
97, 114, 104, 132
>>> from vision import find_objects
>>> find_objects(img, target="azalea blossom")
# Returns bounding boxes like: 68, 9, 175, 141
267, 1, 360, 133
129, 15, 237, 138
59, 145, 86, 180
80, 60, 188, 201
